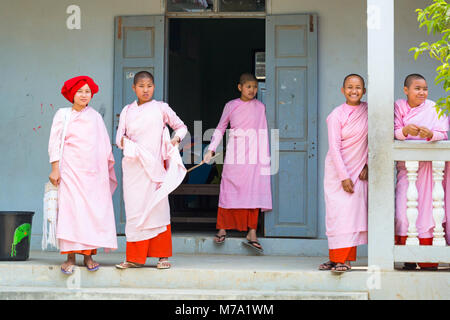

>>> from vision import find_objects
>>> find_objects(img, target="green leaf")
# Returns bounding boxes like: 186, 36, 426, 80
411, 0, 449, 107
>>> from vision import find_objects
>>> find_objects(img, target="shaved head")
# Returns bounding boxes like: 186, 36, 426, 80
404, 74, 426, 88
343, 74, 365, 88
239, 73, 257, 85
133, 71, 154, 85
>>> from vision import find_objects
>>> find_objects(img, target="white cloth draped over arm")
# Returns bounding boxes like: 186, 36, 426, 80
48, 109, 65, 163
162, 103, 188, 141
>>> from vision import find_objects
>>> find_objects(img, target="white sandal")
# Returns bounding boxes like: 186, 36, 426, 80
156, 259, 171, 269
115, 261, 143, 269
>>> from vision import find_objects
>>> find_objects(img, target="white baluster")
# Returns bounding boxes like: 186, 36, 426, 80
432, 161, 446, 246
405, 161, 419, 246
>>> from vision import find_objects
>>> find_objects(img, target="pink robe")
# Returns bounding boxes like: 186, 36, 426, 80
324, 102, 368, 250
446, 159, 450, 245
208, 98, 272, 211
116, 100, 187, 242
394, 99, 448, 239
48, 107, 118, 252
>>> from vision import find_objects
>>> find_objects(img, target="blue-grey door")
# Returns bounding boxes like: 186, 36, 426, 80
113, 15, 165, 234
264, 14, 318, 237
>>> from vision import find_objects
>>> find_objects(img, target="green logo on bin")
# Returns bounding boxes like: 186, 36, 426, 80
11, 223, 31, 257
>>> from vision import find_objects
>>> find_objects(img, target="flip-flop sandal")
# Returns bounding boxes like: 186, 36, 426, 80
157, 259, 171, 269
84, 262, 100, 272
214, 234, 226, 244
60, 264, 75, 275
319, 261, 336, 271
243, 240, 264, 254
115, 261, 144, 269
331, 263, 351, 274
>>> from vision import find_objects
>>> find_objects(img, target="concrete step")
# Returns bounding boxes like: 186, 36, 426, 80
0, 251, 370, 293
1, 251, 449, 300
0, 286, 368, 300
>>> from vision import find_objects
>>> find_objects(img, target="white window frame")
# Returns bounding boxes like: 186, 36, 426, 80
164, 0, 269, 18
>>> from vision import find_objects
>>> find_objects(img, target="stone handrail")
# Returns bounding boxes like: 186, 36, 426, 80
391, 141, 449, 263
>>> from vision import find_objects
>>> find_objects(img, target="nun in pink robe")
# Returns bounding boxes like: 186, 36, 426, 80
48, 106, 118, 253
394, 99, 448, 239
446, 128, 450, 245
207, 98, 272, 228
208, 98, 272, 209
115, 100, 187, 262
444, 115, 450, 246
324, 102, 368, 259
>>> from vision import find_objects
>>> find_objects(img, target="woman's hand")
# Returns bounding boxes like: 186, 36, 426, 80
418, 126, 433, 139
203, 150, 215, 164
49, 167, 61, 186
402, 124, 420, 137
341, 178, 354, 194
171, 136, 181, 146
359, 165, 368, 181
121, 134, 130, 148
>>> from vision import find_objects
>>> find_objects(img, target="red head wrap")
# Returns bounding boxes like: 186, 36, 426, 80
61, 76, 99, 103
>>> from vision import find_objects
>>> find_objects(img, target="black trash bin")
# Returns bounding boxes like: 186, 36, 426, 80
0, 211, 34, 261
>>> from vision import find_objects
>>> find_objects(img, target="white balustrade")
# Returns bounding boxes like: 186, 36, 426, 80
432, 161, 446, 246
390, 141, 450, 268
405, 161, 419, 246
404, 160, 447, 247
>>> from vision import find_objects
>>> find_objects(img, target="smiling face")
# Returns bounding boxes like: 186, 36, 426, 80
341, 76, 366, 106
73, 84, 92, 107
404, 78, 428, 108
238, 80, 258, 102
133, 77, 154, 105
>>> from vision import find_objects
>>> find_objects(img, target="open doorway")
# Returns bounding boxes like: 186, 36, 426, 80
168, 18, 265, 232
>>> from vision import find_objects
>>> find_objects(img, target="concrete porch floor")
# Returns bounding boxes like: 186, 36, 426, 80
0, 250, 449, 300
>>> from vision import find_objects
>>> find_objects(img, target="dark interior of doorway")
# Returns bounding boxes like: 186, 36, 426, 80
168, 18, 265, 234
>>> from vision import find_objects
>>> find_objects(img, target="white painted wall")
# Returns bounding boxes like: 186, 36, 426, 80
0, 0, 444, 243
0, 0, 162, 237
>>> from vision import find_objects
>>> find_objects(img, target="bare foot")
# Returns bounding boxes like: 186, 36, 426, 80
246, 229, 262, 250
331, 263, 351, 272
83, 255, 100, 271
157, 257, 171, 269
214, 229, 227, 244
61, 253, 76, 274
319, 261, 336, 270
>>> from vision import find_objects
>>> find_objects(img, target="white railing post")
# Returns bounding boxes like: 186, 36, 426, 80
405, 161, 419, 246
432, 161, 446, 246
367, 0, 395, 270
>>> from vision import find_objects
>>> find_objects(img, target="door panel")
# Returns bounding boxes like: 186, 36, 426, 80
113, 15, 165, 234
265, 14, 318, 237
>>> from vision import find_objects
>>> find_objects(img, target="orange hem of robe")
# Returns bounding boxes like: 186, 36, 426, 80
216, 207, 259, 231
126, 225, 172, 264
395, 235, 438, 268
61, 249, 97, 256
329, 246, 357, 264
